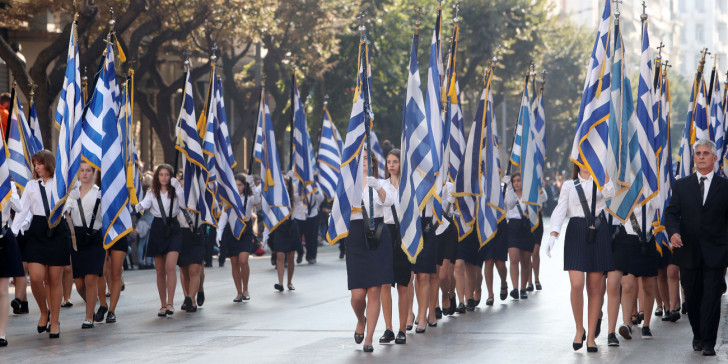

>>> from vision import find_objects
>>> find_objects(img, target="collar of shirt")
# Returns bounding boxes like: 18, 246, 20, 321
577, 174, 592, 184
696, 170, 714, 183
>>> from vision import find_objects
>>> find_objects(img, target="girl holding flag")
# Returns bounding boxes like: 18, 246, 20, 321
0, 175, 24, 346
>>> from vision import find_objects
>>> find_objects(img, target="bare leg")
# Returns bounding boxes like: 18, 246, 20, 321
240, 252, 251, 295
428, 266, 439, 322
568, 270, 586, 343
364, 286, 382, 346
621, 274, 636, 327
276, 252, 285, 285
406, 272, 415, 325
439, 260, 452, 309
415, 272, 430, 330
180, 266, 190, 298
74, 277, 86, 301
14, 268, 28, 301
397, 284, 409, 333
0, 278, 8, 337
585, 272, 604, 347
531, 245, 541, 285
655, 268, 668, 313
186, 264, 201, 307
483, 259, 495, 298
230, 256, 242, 296
164, 252, 179, 307
286, 251, 295, 286
454, 260, 467, 304
465, 263, 478, 302
61, 265, 73, 304
153, 256, 167, 311
28, 263, 48, 328
519, 250, 532, 290
381, 284, 393, 331
508, 247, 520, 290
666, 264, 680, 312
82, 275, 98, 322
641, 277, 657, 328
47, 266, 64, 334
606, 270, 622, 335
351, 288, 366, 339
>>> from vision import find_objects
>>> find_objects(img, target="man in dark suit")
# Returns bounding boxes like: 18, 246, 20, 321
665, 139, 728, 356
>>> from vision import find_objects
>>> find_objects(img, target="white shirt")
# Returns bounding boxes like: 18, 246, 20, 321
292, 187, 324, 220
505, 188, 548, 220
137, 177, 186, 219
12, 178, 56, 234
612, 203, 655, 236
67, 184, 102, 230
351, 185, 393, 220
1, 184, 22, 231
218, 186, 262, 232
549, 175, 615, 235
381, 178, 399, 225
435, 182, 456, 235
696, 170, 713, 205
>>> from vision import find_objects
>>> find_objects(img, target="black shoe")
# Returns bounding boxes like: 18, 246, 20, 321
233, 294, 244, 303
510, 289, 519, 300
573, 329, 585, 351
607, 333, 619, 346
654, 305, 663, 317
395, 331, 406, 344
669, 309, 681, 322
681, 302, 687, 315
287, 283, 295, 291
0, 338, 7, 347
586, 346, 598, 353
183, 296, 193, 312
520, 290, 528, 299
415, 326, 426, 334
296, 254, 303, 264
181, 300, 188, 312
661, 311, 672, 321
19, 300, 29, 314
196, 291, 205, 307
474, 299, 481, 307
535, 281, 542, 290
466, 299, 475, 311
703, 347, 716, 356
242, 294, 251, 301
48, 324, 60, 339
435, 307, 442, 319
456, 302, 466, 314
427, 320, 437, 327
618, 324, 632, 340
105, 292, 110, 298
449, 296, 456, 311
81, 320, 94, 329
526, 283, 534, 292
500, 285, 508, 300
186, 305, 198, 313
165, 305, 175, 316
37, 324, 47, 333
641, 326, 652, 339
121, 284, 125, 292
158, 307, 167, 317
11, 298, 21, 314
274, 283, 284, 292
106, 311, 116, 323
486, 296, 494, 306
379, 329, 395, 343
94, 306, 108, 322
339, 250, 345, 259
354, 332, 364, 344
595, 317, 602, 338
692, 340, 703, 352
363, 345, 374, 352
61, 301, 73, 308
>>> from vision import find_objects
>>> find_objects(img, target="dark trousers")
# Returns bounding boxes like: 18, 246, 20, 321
680, 263, 726, 349
296, 216, 320, 261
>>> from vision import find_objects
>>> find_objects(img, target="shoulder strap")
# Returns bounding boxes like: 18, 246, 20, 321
573, 180, 592, 224
156, 194, 169, 225
88, 198, 101, 230
38, 182, 51, 218
361, 201, 371, 233
76, 198, 88, 229
390, 205, 400, 233
515, 200, 527, 220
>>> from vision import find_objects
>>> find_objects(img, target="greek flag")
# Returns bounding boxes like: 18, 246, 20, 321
0, 114, 13, 211
710, 72, 724, 173
445, 81, 465, 184
653, 70, 674, 254
369, 130, 386, 178
292, 77, 317, 201
28, 101, 43, 152
693, 78, 710, 143
635, 22, 658, 205
201, 70, 220, 217
678, 72, 709, 177
605, 24, 642, 222
521, 84, 545, 230
570, 0, 611, 189
453, 122, 479, 240
255, 87, 291, 234
7, 93, 34, 190
175, 70, 214, 227
118, 75, 142, 206
476, 70, 505, 247
316, 106, 342, 200
50, 19, 84, 227
397, 31, 436, 260
210, 77, 247, 237
327, 35, 372, 246
424, 15, 443, 222
101, 43, 132, 249
509, 85, 526, 170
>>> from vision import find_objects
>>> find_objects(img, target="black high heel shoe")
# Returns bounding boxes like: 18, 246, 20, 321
586, 345, 598, 353
500, 284, 508, 300
510, 289, 519, 300
363, 344, 374, 352
37, 313, 50, 333
415, 326, 426, 334
572, 329, 585, 351
48, 323, 60, 339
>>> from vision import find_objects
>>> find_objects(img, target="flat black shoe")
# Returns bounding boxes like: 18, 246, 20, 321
61, 301, 73, 308
11, 298, 21, 314
165, 305, 175, 316
196, 291, 205, 307
274, 283, 284, 292
287, 283, 295, 291
186, 305, 197, 313
520, 290, 528, 299
0, 338, 7, 347
435, 307, 442, 319
354, 332, 364, 344
500, 285, 508, 301
363, 345, 374, 352
94, 306, 108, 323
641, 326, 652, 339
607, 333, 619, 346
692, 340, 703, 352
415, 326, 426, 334
105, 311, 116, 323
427, 320, 437, 327
586, 346, 597, 353
81, 321, 94, 329
510, 289, 519, 300
449, 296, 456, 311
395, 331, 406, 344
486, 296, 494, 306
379, 329, 395, 343
456, 302, 467, 314
121, 284, 125, 291
669, 309, 681, 322
703, 348, 716, 356
473, 299, 480, 307
183, 297, 194, 312
242, 295, 251, 301
535, 281, 542, 290
233, 294, 244, 303
181, 297, 189, 311
526, 283, 534, 292
466, 299, 475, 311
654, 305, 663, 317
158, 307, 167, 317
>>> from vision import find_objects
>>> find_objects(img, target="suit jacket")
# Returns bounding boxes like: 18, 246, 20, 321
665, 173, 728, 269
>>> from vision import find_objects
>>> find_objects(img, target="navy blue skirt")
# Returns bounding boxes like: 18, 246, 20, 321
345, 219, 393, 290
178, 227, 205, 266
507, 219, 535, 252
147, 217, 181, 257
273, 219, 300, 253
563, 217, 614, 272
437, 223, 457, 265
223, 222, 254, 257
387, 224, 411, 287
70, 227, 105, 278
533, 219, 544, 246
612, 233, 658, 277
108, 234, 129, 253
483, 220, 508, 262
25, 215, 71, 266
0, 232, 25, 278
457, 232, 481, 266
657, 244, 672, 269
412, 218, 437, 274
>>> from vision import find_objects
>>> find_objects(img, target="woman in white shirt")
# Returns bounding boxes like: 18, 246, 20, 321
14, 150, 72, 338
67, 162, 104, 329
136, 164, 186, 317
0, 178, 24, 347
291, 177, 325, 264
346, 148, 394, 352
546, 164, 615, 353
217, 173, 260, 302
272, 178, 300, 292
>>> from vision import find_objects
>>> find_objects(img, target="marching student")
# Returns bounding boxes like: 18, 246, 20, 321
435, 182, 457, 314
291, 175, 325, 265
1, 178, 24, 346
273, 177, 300, 292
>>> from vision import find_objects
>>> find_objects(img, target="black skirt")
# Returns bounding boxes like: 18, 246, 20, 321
657, 244, 672, 269
436, 223, 457, 265
108, 234, 129, 253
147, 217, 181, 257
507, 219, 535, 252
483, 220, 509, 262
16, 233, 27, 262
612, 233, 658, 277
273, 219, 301, 253
0, 232, 25, 278
345, 219, 393, 290
25, 215, 71, 266
178, 227, 205, 267
223, 223, 254, 257
387, 223, 411, 287
457, 232, 481, 266
533, 220, 544, 246
412, 218, 437, 274
70, 227, 105, 278
563, 216, 614, 273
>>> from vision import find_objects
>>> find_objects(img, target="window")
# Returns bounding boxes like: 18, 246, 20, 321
696, 24, 704, 42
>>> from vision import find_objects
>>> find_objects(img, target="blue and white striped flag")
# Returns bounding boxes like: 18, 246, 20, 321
679, 70, 709, 177
693, 78, 710, 143
50, 19, 84, 227
424, 14, 443, 223
316, 106, 342, 200
635, 22, 659, 206
327, 36, 372, 246
453, 121, 479, 240
654, 69, 674, 254
175, 70, 214, 228
369, 130, 386, 178
522, 85, 545, 230
28, 101, 43, 152
0, 112, 14, 210
509, 83, 526, 170
445, 81, 465, 184
7, 93, 34, 190
211, 77, 247, 237
570, 0, 611, 189
397, 31, 437, 260
255, 88, 291, 234
101, 43, 132, 249
710, 72, 724, 173
202, 70, 220, 217
477, 70, 505, 247
292, 77, 317, 201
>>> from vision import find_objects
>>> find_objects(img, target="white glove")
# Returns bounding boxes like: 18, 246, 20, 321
68, 188, 80, 201
366, 176, 381, 191
545, 235, 557, 258
244, 174, 255, 185
285, 170, 295, 179
216, 229, 223, 244
21, 220, 30, 234
501, 175, 511, 185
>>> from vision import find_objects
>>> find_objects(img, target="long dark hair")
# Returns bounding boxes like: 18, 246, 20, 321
571, 163, 580, 180
31, 150, 55, 179
385, 149, 401, 179
152, 164, 175, 199
236, 173, 252, 197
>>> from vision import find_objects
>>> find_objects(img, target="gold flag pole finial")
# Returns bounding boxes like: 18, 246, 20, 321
183, 49, 192, 72
699, 48, 710, 73
541, 69, 548, 86
662, 59, 671, 76
324, 94, 329, 109
640, 0, 648, 23
210, 43, 218, 66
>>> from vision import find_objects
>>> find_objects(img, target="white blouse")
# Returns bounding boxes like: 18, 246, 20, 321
12, 178, 56, 234
1, 184, 22, 231
381, 178, 399, 225
435, 182, 456, 235
218, 186, 262, 232
549, 175, 615, 235
67, 184, 102, 230
351, 185, 393, 220
137, 177, 186, 219
504, 188, 547, 220
292, 187, 324, 220
612, 203, 657, 236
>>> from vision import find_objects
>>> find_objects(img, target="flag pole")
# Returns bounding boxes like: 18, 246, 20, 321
707, 55, 718, 105
248, 85, 263, 176
5, 82, 15, 143
358, 13, 375, 231
289, 71, 296, 172
641, 2, 648, 243
506, 70, 529, 177
654, 42, 665, 90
